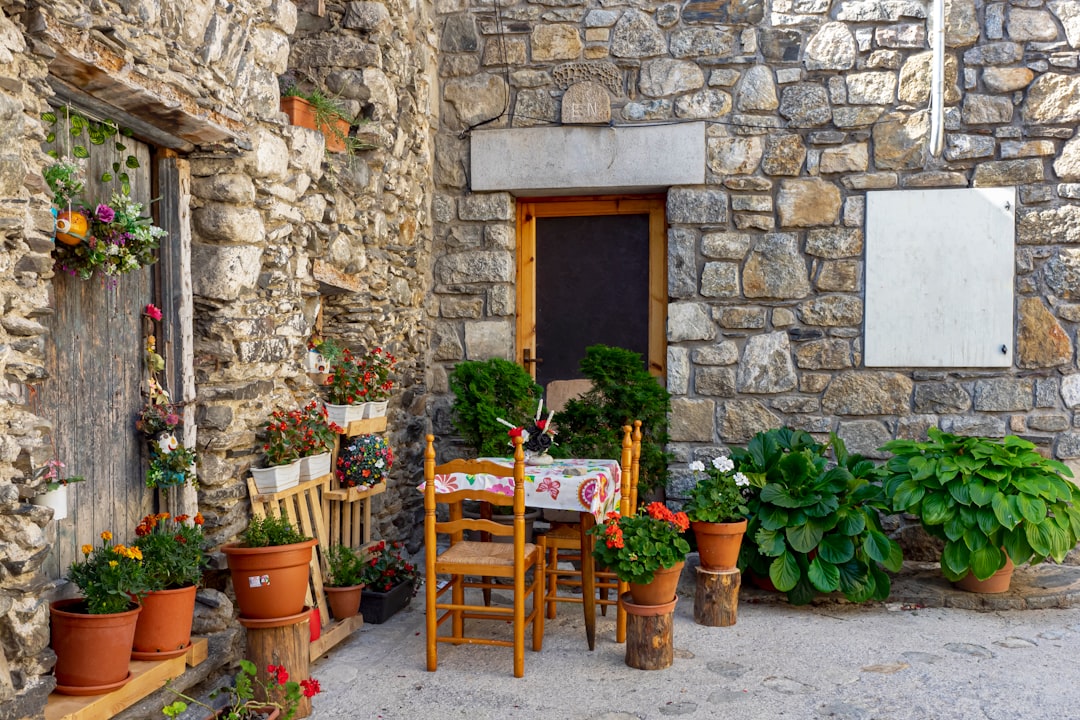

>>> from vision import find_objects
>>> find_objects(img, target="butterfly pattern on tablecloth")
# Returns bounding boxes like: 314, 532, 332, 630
536, 477, 560, 500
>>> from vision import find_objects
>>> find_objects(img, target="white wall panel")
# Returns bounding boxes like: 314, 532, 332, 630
865, 187, 1015, 368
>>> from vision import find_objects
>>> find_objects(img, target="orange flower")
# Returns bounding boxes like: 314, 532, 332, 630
100, 530, 113, 541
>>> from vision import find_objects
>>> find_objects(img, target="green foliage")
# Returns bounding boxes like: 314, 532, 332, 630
683, 454, 750, 523
590, 502, 691, 585
42, 107, 140, 193
325, 544, 365, 587
737, 428, 901, 605
134, 512, 206, 590
448, 358, 543, 457
163, 659, 320, 720
68, 531, 149, 614
241, 513, 308, 548
880, 428, 1079, 582
360, 540, 419, 594
550, 345, 671, 493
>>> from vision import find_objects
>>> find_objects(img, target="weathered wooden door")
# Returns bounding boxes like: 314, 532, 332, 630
39, 117, 155, 578
516, 197, 668, 387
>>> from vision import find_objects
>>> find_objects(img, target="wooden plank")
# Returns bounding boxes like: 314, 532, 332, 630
44, 638, 207, 720
323, 481, 386, 503
344, 416, 387, 436
309, 614, 364, 662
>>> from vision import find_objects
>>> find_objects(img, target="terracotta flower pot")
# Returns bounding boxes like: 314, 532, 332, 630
953, 556, 1015, 594
222, 539, 318, 619
325, 584, 364, 620
628, 560, 685, 606
692, 519, 747, 571
132, 585, 197, 660
50, 598, 141, 695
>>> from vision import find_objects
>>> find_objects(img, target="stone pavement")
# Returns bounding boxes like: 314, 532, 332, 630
310, 561, 1080, 720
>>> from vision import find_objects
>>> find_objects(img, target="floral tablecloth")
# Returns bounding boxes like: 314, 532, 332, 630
423, 458, 622, 520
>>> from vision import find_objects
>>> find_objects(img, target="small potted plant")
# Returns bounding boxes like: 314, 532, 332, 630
296, 400, 341, 481
590, 501, 690, 606
50, 530, 150, 694
323, 544, 365, 620
448, 358, 544, 457
221, 513, 318, 620
29, 459, 85, 521
336, 434, 394, 489
684, 454, 751, 571
252, 407, 307, 493
280, 85, 353, 153
358, 540, 419, 624
131, 512, 206, 659
880, 428, 1078, 593
138, 399, 198, 489
163, 659, 321, 720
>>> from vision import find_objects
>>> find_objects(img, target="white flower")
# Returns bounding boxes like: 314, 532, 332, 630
688, 460, 705, 473
712, 455, 734, 473
733, 472, 749, 487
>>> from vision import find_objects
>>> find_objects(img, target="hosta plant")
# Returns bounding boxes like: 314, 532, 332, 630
880, 429, 1079, 583
737, 428, 902, 605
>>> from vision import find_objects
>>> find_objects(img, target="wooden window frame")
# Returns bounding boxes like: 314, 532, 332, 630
515, 195, 668, 379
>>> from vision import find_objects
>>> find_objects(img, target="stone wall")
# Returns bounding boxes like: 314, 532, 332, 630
427, 0, 1080, 503
0, 0, 435, 710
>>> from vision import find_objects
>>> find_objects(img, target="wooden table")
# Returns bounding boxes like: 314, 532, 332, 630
428, 457, 625, 650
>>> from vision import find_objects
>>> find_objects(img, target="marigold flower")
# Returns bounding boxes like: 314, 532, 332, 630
194, 512, 204, 525
81, 544, 93, 556
109, 560, 118, 568
101, 530, 113, 541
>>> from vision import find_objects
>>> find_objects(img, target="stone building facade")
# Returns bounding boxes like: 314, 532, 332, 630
425, 0, 1080, 506
2, 0, 1080, 713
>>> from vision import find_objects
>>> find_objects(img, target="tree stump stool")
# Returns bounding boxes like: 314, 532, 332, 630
621, 594, 676, 670
694, 566, 740, 627
240, 609, 313, 718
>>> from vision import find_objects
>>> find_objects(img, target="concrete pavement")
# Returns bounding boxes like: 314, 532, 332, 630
310, 560, 1080, 720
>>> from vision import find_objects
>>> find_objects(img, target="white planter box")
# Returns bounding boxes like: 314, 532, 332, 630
251, 460, 301, 493
299, 452, 332, 481
324, 402, 366, 427
32, 486, 68, 521
365, 400, 389, 418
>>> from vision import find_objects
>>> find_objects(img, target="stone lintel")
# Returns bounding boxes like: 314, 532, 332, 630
313, 259, 363, 294
33, 11, 248, 151
470, 123, 706, 195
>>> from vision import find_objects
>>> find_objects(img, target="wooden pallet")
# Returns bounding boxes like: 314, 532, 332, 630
45, 638, 207, 720
325, 415, 389, 548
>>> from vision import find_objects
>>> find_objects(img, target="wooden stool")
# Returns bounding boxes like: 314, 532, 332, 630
621, 593, 676, 670
693, 566, 740, 627
240, 610, 313, 718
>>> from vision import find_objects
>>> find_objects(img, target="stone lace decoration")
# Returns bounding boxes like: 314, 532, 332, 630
552, 62, 623, 96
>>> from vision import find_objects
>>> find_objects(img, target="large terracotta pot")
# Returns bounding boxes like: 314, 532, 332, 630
692, 519, 747, 571
222, 539, 318, 619
628, 560, 685, 606
50, 598, 141, 695
132, 585, 197, 660
953, 556, 1015, 593
324, 584, 364, 620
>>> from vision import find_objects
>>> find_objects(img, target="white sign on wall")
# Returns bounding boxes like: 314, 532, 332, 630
865, 187, 1015, 368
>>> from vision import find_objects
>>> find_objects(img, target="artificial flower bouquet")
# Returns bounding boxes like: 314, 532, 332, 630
337, 433, 394, 488
590, 502, 690, 585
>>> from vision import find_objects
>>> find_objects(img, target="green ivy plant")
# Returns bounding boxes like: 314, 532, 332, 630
737, 428, 902, 605
42, 107, 140, 194
448, 358, 543, 457
880, 428, 1079, 582
550, 345, 671, 494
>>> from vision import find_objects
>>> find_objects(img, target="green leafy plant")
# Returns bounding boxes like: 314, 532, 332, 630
684, 455, 751, 523
360, 540, 419, 594
297, 400, 342, 456
43, 156, 85, 206
324, 345, 397, 405
880, 429, 1079, 582
241, 513, 309, 548
134, 512, 206, 590
737, 428, 902, 606
551, 345, 671, 494
590, 502, 691, 585
42, 107, 140, 192
282, 85, 357, 154
162, 659, 321, 720
67, 530, 149, 614
448, 358, 543, 457
146, 441, 198, 489
325, 544, 365, 587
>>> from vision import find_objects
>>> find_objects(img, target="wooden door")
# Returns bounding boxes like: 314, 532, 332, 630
516, 196, 667, 387
39, 114, 155, 578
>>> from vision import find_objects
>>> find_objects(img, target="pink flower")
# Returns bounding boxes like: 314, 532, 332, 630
95, 204, 115, 223
145, 304, 163, 321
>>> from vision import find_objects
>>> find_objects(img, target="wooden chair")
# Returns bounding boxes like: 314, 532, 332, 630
423, 434, 546, 678
540, 421, 642, 643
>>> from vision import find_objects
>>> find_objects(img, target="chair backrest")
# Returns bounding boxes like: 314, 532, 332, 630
423, 435, 529, 545
617, 421, 643, 516
545, 379, 592, 414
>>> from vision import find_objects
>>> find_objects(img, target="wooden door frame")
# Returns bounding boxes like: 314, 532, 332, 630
515, 194, 668, 380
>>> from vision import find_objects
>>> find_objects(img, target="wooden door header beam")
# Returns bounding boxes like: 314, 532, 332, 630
30, 10, 249, 152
